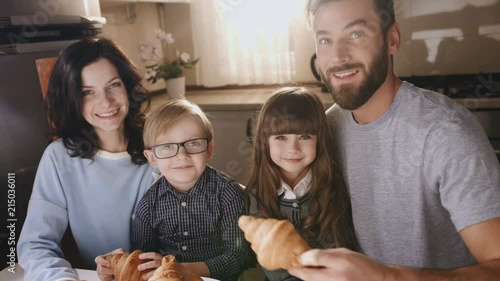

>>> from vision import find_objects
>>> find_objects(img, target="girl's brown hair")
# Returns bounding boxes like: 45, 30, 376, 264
245, 87, 356, 248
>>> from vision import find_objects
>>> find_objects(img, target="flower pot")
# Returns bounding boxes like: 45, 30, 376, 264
165, 76, 186, 99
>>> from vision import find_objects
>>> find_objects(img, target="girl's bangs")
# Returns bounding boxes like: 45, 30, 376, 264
265, 109, 320, 136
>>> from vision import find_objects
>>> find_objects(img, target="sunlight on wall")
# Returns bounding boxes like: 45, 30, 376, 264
211, 0, 310, 84
479, 24, 500, 34
224, 0, 305, 35
194, 0, 499, 82
412, 29, 463, 40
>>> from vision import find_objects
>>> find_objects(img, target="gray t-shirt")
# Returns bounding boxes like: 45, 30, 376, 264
326, 81, 500, 269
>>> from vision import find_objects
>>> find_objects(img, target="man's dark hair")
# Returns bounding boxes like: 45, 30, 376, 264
306, 0, 396, 34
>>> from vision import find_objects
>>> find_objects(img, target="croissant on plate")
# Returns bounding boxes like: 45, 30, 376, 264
148, 255, 203, 281
106, 250, 144, 281
238, 215, 310, 270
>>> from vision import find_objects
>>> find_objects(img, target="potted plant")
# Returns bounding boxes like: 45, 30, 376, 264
140, 29, 199, 98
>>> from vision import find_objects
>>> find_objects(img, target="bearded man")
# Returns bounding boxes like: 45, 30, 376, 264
290, 0, 500, 280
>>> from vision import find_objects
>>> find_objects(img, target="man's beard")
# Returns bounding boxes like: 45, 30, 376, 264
320, 40, 389, 111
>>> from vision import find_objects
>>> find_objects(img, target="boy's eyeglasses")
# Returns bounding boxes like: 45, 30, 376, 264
150, 138, 210, 159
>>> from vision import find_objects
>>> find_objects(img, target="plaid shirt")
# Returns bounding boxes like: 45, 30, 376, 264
131, 166, 249, 281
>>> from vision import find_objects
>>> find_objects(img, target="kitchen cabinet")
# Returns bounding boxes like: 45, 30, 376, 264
206, 110, 256, 185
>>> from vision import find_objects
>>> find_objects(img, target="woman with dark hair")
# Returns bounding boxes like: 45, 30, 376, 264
17, 37, 155, 281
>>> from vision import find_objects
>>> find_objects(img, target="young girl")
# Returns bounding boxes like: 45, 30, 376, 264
245, 87, 357, 281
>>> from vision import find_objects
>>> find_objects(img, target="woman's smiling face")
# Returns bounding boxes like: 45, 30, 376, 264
81, 58, 129, 136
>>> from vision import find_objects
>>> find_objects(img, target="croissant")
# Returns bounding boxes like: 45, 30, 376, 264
106, 250, 144, 281
148, 255, 203, 281
238, 215, 310, 270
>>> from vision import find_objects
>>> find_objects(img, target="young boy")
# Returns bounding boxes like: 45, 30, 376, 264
132, 99, 249, 281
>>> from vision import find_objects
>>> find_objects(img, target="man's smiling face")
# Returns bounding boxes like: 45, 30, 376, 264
314, 0, 390, 110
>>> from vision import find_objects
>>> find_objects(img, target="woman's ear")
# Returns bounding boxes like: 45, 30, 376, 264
388, 23, 401, 55
144, 150, 158, 168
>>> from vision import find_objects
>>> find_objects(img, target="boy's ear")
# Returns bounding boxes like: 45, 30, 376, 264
144, 149, 158, 168
207, 140, 215, 159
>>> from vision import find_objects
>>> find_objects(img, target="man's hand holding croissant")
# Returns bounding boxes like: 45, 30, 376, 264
238, 215, 311, 270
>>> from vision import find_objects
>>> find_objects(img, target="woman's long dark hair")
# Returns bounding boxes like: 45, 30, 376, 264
245, 87, 357, 249
45, 37, 150, 164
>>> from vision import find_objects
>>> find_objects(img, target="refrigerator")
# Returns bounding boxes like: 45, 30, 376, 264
0, 0, 104, 269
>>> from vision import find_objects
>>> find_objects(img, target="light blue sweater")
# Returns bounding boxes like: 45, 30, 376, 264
17, 140, 154, 281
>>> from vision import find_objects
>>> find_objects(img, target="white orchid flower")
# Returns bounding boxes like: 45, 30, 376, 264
139, 29, 198, 84
180, 52, 190, 63
155, 28, 175, 45
139, 43, 156, 61
163, 33, 175, 45
154, 28, 166, 40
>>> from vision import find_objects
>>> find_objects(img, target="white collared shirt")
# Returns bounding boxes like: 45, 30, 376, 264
277, 170, 312, 200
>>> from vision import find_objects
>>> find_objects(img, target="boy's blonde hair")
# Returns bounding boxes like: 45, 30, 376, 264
143, 99, 214, 148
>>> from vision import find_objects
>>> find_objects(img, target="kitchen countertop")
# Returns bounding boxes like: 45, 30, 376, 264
151, 87, 500, 112
151, 87, 332, 111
